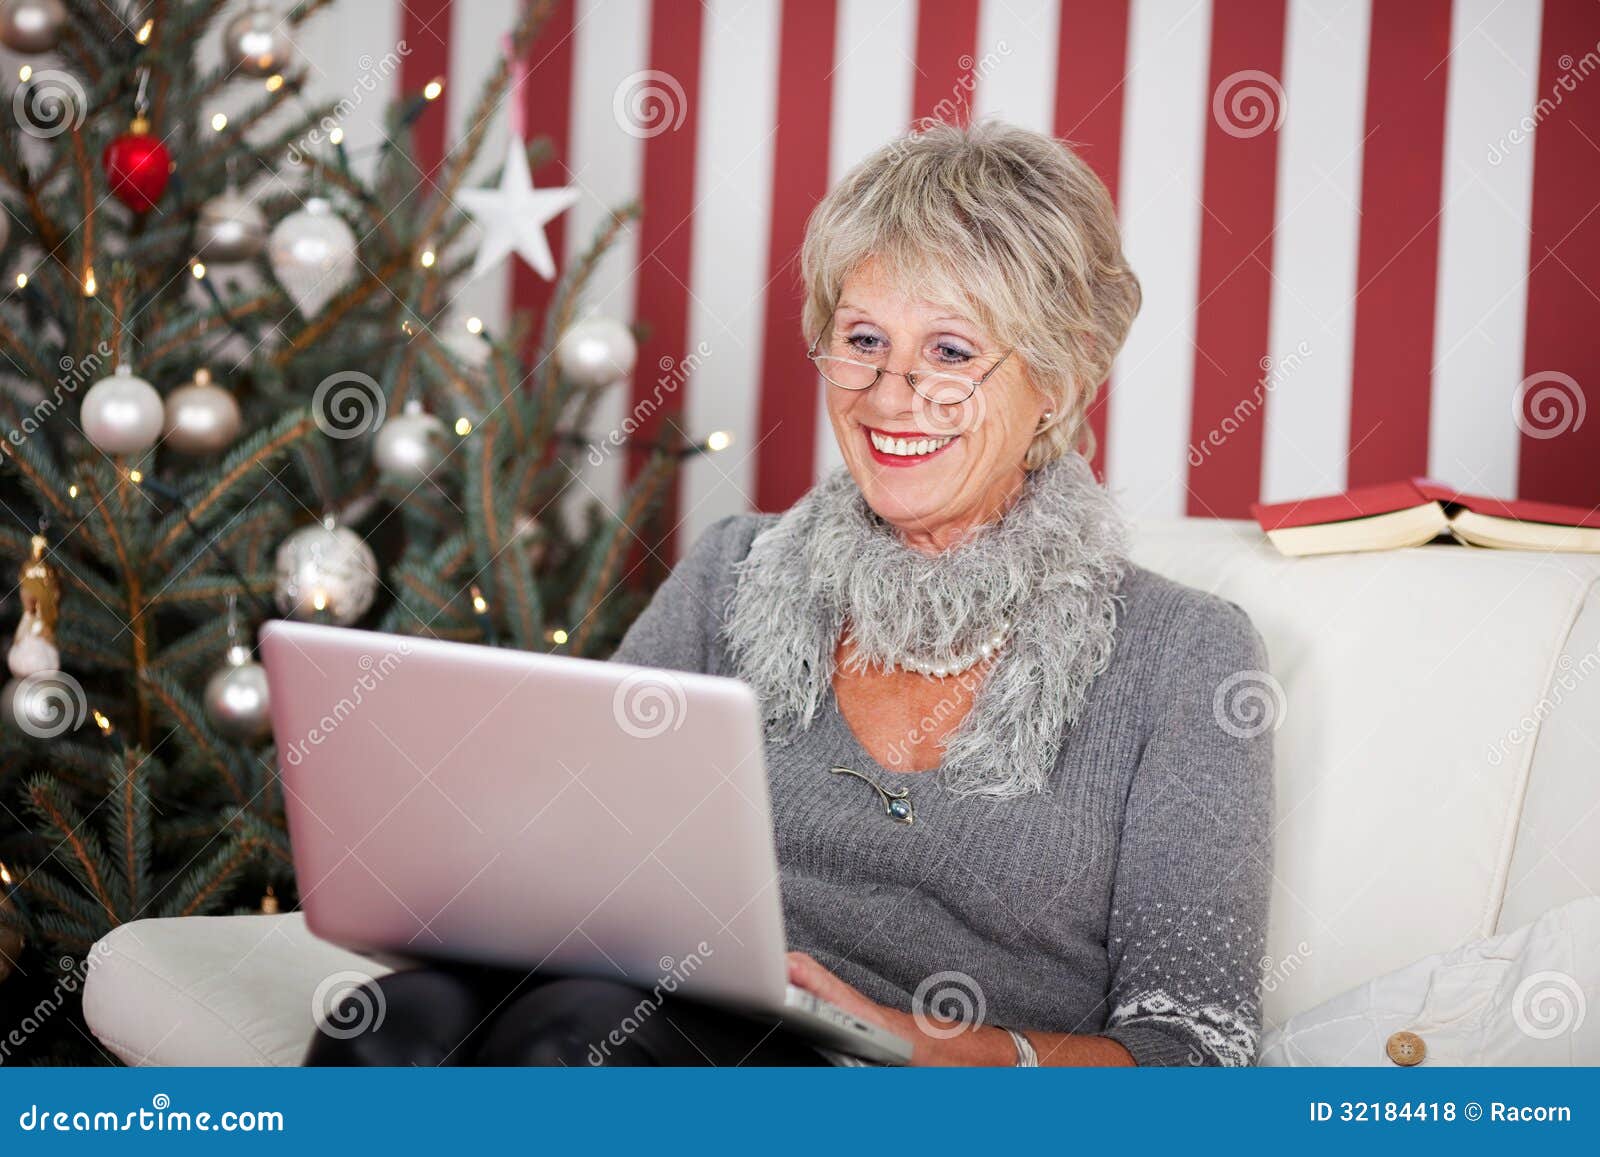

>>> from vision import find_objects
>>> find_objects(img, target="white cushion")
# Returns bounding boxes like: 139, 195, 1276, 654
84, 914, 390, 1067
1129, 520, 1600, 1025
1260, 896, 1598, 1065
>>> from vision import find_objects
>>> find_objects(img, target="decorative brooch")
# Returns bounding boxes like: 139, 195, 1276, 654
830, 765, 914, 824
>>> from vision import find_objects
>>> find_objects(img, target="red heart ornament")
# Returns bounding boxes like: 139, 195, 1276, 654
102, 118, 171, 213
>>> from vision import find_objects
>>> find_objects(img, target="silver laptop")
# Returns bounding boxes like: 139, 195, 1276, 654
260, 620, 913, 1065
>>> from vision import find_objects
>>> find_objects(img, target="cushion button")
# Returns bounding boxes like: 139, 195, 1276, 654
1385, 1031, 1426, 1066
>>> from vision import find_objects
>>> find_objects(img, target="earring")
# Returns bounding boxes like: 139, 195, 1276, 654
1037, 410, 1055, 429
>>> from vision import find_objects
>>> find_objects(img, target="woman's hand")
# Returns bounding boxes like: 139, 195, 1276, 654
785, 951, 1017, 1066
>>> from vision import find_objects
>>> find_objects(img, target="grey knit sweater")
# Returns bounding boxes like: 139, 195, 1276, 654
613, 513, 1274, 1066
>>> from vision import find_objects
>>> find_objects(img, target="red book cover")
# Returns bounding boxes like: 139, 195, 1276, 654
1444, 491, 1600, 530
1250, 478, 1441, 532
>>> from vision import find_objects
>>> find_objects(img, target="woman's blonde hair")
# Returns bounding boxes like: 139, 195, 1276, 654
800, 121, 1141, 469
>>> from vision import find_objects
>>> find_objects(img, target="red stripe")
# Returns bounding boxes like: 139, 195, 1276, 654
1517, 0, 1600, 508
754, 0, 839, 513
510, 0, 575, 363
1053, 0, 1132, 481
1185, 0, 1288, 518
1345, 0, 1452, 487
399, 0, 453, 179
912, 0, 983, 125
627, 3, 705, 564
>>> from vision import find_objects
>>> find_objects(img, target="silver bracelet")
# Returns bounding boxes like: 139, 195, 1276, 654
1003, 1027, 1038, 1067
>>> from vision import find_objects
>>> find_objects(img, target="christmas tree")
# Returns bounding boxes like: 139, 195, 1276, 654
0, 0, 708, 1063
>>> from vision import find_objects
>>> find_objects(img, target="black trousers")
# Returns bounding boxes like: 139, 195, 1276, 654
304, 966, 831, 1067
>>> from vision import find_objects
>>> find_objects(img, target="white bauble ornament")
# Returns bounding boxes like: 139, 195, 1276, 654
203, 644, 272, 742
373, 402, 447, 483
556, 317, 637, 388
163, 367, 242, 456
196, 187, 267, 263
441, 328, 491, 372
81, 364, 164, 455
274, 516, 378, 626
268, 196, 357, 320
222, 1, 294, 78
0, 0, 65, 54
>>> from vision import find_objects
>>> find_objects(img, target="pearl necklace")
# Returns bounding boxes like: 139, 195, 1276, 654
882, 620, 1010, 679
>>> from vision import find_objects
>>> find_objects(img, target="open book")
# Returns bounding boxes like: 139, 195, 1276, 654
1251, 479, 1600, 557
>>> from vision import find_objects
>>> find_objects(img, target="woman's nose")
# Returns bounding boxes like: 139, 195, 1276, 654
868, 368, 922, 412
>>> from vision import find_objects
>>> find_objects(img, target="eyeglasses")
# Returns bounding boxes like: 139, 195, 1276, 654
806, 333, 1013, 406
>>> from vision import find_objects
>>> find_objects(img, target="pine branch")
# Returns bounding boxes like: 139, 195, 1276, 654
138, 670, 251, 806
23, 775, 122, 925
567, 453, 676, 656
157, 835, 263, 919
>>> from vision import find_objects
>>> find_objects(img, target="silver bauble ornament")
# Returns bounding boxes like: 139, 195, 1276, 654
274, 516, 378, 626
81, 364, 164, 455
196, 187, 267, 263
268, 196, 357, 320
555, 316, 637, 388
0, 0, 66, 54
163, 367, 242, 456
203, 644, 272, 743
373, 401, 447, 483
222, 2, 295, 78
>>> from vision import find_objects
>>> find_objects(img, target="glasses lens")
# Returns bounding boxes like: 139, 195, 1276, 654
914, 373, 977, 406
813, 356, 879, 391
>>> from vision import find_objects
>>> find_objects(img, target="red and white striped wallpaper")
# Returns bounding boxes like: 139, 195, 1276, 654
290, 0, 1599, 550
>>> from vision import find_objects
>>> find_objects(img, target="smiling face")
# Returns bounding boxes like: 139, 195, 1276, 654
822, 260, 1052, 553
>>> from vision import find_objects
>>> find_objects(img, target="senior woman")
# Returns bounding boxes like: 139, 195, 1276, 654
309, 121, 1273, 1068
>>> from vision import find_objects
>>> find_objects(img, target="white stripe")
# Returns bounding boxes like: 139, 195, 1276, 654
973, 0, 1061, 131
1430, 0, 1542, 497
285, 0, 406, 176
1106, 0, 1212, 519
1259, 0, 1371, 502
439, 0, 519, 341
563, 0, 652, 514
815, 0, 919, 483
681, 0, 781, 544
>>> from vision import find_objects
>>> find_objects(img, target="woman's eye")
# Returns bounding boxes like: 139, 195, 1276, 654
845, 333, 884, 354
932, 343, 974, 365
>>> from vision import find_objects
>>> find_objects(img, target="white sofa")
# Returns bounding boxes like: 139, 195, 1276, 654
83, 519, 1600, 1065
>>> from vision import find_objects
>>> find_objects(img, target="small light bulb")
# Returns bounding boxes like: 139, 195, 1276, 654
136, 19, 154, 44
329, 126, 344, 145
465, 316, 483, 334
0, 862, 12, 885
472, 592, 488, 614
18, 64, 31, 82
419, 249, 436, 268
128, 469, 143, 483
83, 268, 97, 296
312, 591, 328, 612
454, 417, 472, 436
211, 112, 228, 132
191, 262, 206, 279
400, 319, 415, 335
705, 430, 733, 452
67, 484, 78, 499
424, 78, 444, 101
14, 273, 26, 288
94, 710, 113, 733
551, 628, 569, 645
265, 74, 284, 92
